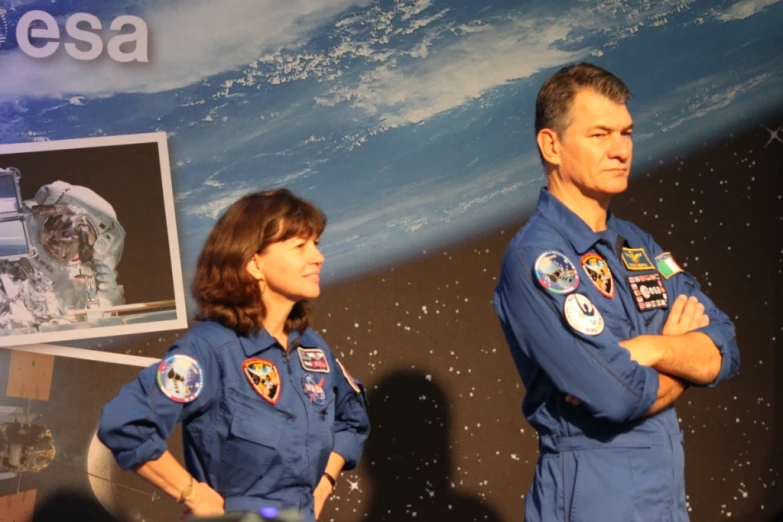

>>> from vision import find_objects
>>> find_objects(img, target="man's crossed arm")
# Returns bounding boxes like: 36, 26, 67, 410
567, 295, 722, 416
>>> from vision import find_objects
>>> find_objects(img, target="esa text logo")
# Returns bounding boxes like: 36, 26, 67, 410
17, 10, 148, 62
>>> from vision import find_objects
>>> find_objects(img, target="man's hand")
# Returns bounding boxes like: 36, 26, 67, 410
313, 474, 334, 520
185, 481, 225, 516
662, 295, 709, 336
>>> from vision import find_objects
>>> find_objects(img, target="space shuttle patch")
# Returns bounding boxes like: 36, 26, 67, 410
243, 358, 282, 405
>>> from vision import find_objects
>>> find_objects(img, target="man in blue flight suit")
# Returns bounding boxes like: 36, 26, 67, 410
493, 63, 739, 522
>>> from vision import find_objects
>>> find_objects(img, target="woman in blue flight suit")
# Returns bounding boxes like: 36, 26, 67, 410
98, 189, 370, 520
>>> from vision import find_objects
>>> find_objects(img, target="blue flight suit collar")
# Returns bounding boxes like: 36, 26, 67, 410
239, 327, 321, 357
535, 188, 624, 255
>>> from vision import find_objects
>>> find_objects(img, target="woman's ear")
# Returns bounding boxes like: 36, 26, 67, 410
246, 254, 263, 281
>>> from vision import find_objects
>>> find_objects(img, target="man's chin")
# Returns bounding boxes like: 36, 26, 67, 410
604, 179, 629, 196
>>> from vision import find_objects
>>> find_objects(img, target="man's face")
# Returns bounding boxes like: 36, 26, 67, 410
556, 88, 634, 199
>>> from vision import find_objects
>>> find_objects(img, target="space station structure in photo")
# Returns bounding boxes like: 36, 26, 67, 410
0, 406, 55, 480
0, 167, 129, 333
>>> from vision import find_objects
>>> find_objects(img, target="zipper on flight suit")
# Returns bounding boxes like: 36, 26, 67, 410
285, 344, 312, 484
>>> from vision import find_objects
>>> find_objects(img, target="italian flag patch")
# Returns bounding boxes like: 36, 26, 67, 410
655, 252, 683, 279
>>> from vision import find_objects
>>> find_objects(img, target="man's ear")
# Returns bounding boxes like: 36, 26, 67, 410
246, 254, 263, 281
537, 128, 562, 167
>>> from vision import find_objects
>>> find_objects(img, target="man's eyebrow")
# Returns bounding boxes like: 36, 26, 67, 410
589, 124, 634, 132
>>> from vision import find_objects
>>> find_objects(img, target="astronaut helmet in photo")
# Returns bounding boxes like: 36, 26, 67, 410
33, 181, 125, 269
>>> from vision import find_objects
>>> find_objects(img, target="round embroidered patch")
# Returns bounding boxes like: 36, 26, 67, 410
563, 293, 604, 336
535, 251, 580, 294
302, 374, 326, 406
156, 354, 204, 403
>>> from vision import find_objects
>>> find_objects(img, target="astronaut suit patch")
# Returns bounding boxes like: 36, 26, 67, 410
157, 354, 204, 403
535, 251, 580, 294
243, 358, 282, 404
580, 253, 615, 299
298, 348, 330, 373
336, 358, 361, 394
627, 273, 669, 311
563, 293, 605, 336
621, 247, 655, 271
302, 374, 326, 405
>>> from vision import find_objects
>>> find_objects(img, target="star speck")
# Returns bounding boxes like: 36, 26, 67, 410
346, 478, 362, 494
762, 125, 782, 147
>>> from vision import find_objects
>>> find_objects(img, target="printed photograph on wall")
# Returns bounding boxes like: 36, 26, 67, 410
0, 132, 186, 349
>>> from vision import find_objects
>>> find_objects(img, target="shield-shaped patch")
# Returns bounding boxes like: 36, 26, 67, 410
242, 358, 282, 404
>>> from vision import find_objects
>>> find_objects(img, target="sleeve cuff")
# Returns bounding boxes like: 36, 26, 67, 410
113, 435, 168, 471
696, 325, 739, 387
630, 365, 660, 420
333, 431, 362, 470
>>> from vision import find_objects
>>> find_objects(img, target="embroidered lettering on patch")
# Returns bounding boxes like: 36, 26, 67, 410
563, 293, 604, 336
654, 252, 683, 280
580, 253, 615, 299
302, 374, 326, 405
627, 273, 669, 311
156, 354, 204, 403
243, 358, 281, 404
621, 247, 655, 271
298, 347, 330, 373
336, 358, 361, 394
534, 251, 579, 294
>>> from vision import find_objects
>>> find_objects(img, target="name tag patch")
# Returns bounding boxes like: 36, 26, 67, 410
627, 273, 669, 311
298, 347, 330, 373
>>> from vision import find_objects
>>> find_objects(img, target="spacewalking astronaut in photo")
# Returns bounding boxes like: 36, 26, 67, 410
0, 168, 126, 330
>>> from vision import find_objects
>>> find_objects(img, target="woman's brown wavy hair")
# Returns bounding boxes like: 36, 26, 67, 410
191, 188, 326, 337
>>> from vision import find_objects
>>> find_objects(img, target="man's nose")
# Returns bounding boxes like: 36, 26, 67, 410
609, 135, 632, 161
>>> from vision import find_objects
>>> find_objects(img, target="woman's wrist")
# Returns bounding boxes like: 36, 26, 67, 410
178, 475, 194, 503
182, 478, 202, 509
322, 471, 336, 492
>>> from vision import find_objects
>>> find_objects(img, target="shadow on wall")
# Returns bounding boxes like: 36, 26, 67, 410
363, 369, 501, 522
31, 488, 122, 522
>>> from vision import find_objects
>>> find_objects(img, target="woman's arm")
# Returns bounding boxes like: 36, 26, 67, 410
313, 452, 345, 520
135, 450, 225, 516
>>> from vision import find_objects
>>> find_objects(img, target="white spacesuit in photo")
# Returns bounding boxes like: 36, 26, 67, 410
0, 171, 126, 331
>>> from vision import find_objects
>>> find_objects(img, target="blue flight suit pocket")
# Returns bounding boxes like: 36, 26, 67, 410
564, 448, 635, 522
563, 442, 682, 522
218, 409, 282, 495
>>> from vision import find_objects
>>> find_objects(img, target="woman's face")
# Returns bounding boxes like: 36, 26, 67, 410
253, 235, 324, 305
